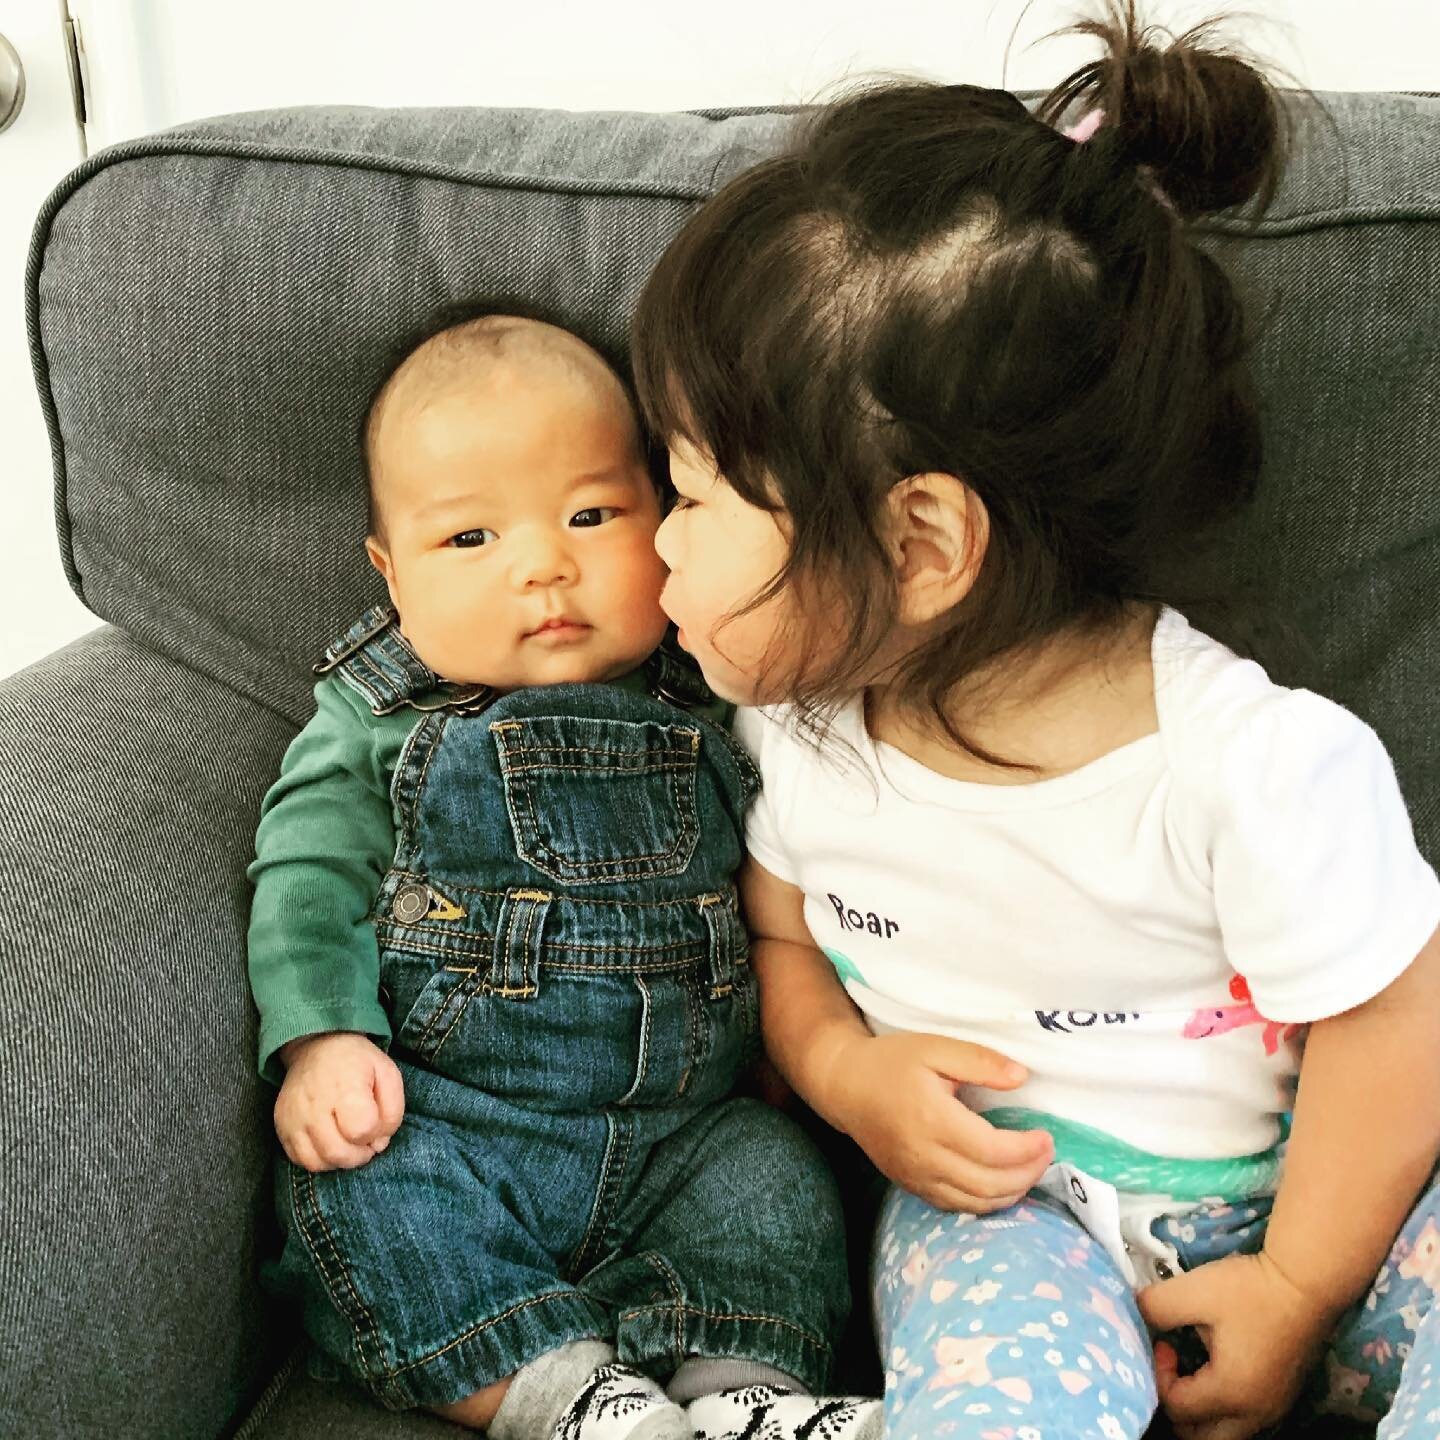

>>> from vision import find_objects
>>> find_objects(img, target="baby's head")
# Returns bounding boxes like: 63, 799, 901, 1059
362, 313, 669, 689
635, 4, 1283, 724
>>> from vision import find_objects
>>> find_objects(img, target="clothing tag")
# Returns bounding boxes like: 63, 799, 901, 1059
1036, 1163, 1136, 1286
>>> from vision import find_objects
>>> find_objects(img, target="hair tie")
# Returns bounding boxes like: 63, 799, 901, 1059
1063, 108, 1105, 144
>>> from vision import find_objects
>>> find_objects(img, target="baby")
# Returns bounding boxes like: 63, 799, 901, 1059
246, 314, 848, 1439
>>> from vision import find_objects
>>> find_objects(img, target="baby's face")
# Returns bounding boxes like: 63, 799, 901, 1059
366, 359, 669, 689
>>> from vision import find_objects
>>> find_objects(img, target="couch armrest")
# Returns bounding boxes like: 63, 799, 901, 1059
0, 627, 299, 1437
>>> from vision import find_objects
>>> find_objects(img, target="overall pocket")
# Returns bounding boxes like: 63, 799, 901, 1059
492, 714, 701, 885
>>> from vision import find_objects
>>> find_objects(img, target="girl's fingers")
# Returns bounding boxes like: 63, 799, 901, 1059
1157, 1368, 1233, 1425
1153, 1340, 1180, 1402
1137, 1269, 1208, 1334
938, 1104, 1055, 1173
916, 1180, 995, 1214
918, 1036, 1028, 1090
920, 1148, 1039, 1209
943, 1153, 1049, 1204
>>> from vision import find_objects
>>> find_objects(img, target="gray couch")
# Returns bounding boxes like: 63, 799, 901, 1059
1, 91, 1436, 1439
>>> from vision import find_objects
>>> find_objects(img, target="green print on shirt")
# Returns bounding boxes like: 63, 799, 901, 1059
823, 947, 869, 989
983, 1106, 1289, 1202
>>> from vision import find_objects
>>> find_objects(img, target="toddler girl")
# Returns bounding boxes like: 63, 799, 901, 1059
631, 6, 1440, 1439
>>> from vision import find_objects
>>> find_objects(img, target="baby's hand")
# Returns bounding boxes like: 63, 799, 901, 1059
823, 1031, 1052, 1212
274, 1032, 405, 1172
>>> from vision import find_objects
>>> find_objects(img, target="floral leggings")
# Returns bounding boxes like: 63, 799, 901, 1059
874, 1176, 1440, 1439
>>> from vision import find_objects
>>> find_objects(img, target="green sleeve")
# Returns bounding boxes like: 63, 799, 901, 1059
246, 676, 403, 1085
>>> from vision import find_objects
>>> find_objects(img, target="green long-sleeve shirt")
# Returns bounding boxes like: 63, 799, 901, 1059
247, 677, 412, 1084
247, 665, 723, 1084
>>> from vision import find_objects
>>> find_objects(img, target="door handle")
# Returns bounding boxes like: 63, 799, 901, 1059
0, 33, 25, 135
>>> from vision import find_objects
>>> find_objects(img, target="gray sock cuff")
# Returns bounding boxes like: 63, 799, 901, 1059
665, 1357, 805, 1403
489, 1339, 617, 1440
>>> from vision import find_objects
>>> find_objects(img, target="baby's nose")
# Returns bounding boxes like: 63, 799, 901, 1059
511, 529, 575, 588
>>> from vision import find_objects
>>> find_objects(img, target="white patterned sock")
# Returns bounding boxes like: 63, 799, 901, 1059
688, 1385, 882, 1440
553, 1362, 693, 1440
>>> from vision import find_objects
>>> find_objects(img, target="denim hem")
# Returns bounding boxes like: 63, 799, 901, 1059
615, 1300, 836, 1394
364, 1290, 610, 1410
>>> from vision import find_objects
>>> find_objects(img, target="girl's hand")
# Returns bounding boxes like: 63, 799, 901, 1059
274, 1031, 406, 1172
821, 1030, 1053, 1211
1139, 1250, 1338, 1440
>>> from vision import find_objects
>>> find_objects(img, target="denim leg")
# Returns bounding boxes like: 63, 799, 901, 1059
874, 1187, 1157, 1440
268, 1106, 609, 1409
581, 1097, 850, 1393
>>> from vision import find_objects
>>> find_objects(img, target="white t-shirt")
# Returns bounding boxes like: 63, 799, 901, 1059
734, 609, 1440, 1172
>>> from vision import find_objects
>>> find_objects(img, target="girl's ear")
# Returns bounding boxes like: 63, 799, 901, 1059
886, 473, 989, 626
364, 535, 401, 612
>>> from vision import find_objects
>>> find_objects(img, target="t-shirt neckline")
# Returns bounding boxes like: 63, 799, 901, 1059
856, 609, 1183, 813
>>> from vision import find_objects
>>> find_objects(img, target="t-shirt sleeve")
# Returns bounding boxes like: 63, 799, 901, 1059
246, 677, 396, 1084
729, 704, 800, 885
1203, 688, 1440, 1023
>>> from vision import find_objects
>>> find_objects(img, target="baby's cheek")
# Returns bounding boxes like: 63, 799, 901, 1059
605, 548, 669, 649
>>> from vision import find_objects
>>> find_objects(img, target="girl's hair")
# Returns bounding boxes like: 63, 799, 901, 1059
632, 1, 1284, 754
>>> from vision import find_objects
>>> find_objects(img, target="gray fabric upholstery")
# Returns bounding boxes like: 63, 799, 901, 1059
0, 626, 297, 1435
3, 91, 1436, 1438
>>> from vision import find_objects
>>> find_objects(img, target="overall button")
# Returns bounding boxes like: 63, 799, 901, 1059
392, 882, 430, 923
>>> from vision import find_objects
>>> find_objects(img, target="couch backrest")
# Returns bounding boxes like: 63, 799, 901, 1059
26, 94, 1440, 855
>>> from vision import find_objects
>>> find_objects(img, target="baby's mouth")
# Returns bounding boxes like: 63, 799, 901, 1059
525, 616, 592, 641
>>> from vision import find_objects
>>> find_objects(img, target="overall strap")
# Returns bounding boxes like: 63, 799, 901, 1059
644, 636, 720, 715
312, 604, 493, 716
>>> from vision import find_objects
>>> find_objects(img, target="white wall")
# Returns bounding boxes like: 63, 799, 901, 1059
3, 0, 1438, 678
74, 0, 1440, 140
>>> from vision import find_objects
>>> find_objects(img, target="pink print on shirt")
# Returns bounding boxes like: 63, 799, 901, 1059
1182, 974, 1302, 1056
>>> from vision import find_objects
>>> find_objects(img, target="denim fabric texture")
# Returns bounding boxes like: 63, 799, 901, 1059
266, 613, 849, 1408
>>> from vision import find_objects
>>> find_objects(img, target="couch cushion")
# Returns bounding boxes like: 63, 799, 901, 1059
26, 95, 1440, 860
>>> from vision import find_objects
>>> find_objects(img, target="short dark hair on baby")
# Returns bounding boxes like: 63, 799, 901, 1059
359, 298, 652, 538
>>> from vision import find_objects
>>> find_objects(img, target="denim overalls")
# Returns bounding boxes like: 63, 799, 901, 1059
268, 608, 849, 1409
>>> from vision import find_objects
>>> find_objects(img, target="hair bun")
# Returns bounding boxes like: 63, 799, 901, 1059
1042, 3, 1283, 219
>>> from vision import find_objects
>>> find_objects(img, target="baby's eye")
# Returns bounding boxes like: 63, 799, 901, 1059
448, 528, 498, 548
570, 507, 619, 528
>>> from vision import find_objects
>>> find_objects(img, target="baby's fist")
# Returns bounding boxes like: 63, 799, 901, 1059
274, 1031, 405, 1172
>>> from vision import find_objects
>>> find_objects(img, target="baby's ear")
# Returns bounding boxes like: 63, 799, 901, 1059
364, 535, 400, 609
886, 473, 988, 626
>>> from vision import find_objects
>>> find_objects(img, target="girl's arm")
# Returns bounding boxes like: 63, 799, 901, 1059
740, 856, 1054, 1210
1264, 923, 1440, 1310
740, 857, 873, 1127
1141, 926, 1440, 1440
